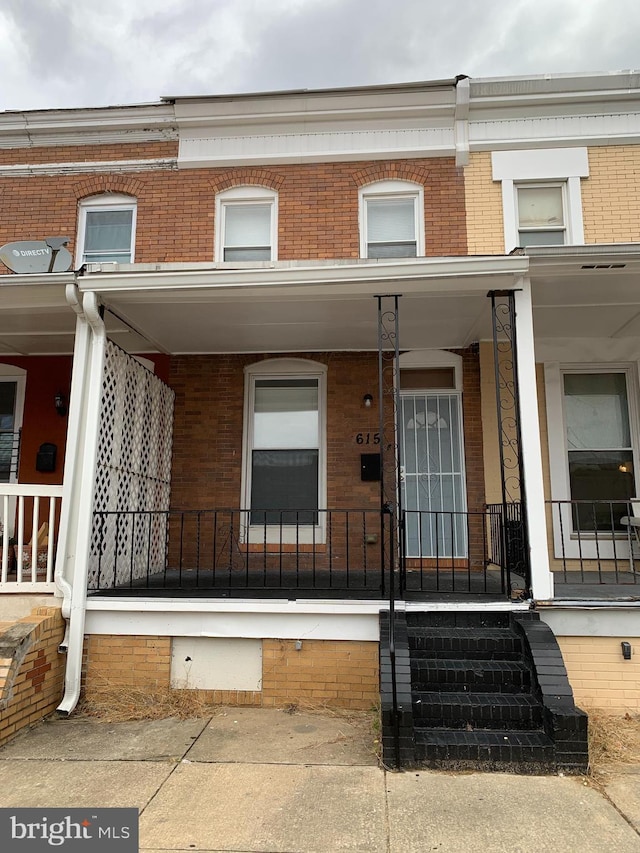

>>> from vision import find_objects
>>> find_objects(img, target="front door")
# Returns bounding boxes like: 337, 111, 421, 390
400, 391, 467, 558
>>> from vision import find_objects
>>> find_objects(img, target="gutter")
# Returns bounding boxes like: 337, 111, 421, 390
57, 291, 106, 715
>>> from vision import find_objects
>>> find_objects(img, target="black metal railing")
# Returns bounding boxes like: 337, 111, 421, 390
90, 507, 386, 595
547, 499, 640, 585
0, 430, 21, 482
401, 506, 526, 596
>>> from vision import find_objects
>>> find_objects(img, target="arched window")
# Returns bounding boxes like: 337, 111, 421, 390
359, 180, 424, 259
215, 186, 278, 262
76, 193, 137, 266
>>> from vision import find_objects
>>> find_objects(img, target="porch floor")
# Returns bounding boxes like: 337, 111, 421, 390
88, 564, 520, 600
552, 571, 640, 601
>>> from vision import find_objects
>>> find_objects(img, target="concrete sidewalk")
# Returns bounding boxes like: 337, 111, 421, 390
0, 707, 639, 852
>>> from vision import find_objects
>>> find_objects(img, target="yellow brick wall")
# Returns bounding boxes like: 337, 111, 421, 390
83, 634, 379, 710
463, 152, 505, 255
83, 634, 172, 693
262, 639, 379, 710
558, 636, 640, 712
582, 146, 640, 243
0, 607, 65, 747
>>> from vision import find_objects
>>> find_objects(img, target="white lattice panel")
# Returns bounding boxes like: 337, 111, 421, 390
89, 342, 174, 589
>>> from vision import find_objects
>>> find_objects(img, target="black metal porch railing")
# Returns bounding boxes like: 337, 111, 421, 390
547, 499, 640, 585
0, 430, 21, 482
90, 508, 386, 595
90, 505, 526, 598
400, 506, 525, 596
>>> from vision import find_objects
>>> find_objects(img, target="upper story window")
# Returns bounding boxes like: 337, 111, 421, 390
77, 194, 136, 266
359, 181, 424, 259
516, 183, 566, 246
216, 186, 277, 262
492, 148, 588, 252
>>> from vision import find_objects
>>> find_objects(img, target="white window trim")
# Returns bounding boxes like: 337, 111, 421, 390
545, 361, 640, 560
492, 148, 588, 252
215, 186, 278, 262
0, 367, 26, 541
359, 180, 424, 259
241, 358, 327, 544
76, 193, 137, 267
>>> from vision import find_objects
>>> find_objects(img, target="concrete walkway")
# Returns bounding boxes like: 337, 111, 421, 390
0, 707, 639, 852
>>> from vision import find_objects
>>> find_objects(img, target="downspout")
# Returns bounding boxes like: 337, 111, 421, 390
54, 284, 88, 619
57, 290, 106, 715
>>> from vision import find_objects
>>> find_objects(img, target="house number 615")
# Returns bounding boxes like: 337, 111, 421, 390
355, 432, 380, 445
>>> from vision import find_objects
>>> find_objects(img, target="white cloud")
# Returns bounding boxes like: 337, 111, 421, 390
0, 0, 638, 111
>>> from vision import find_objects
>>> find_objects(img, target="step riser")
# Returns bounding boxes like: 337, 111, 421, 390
413, 707, 543, 729
411, 666, 532, 693
406, 613, 512, 629
415, 743, 555, 765
409, 647, 522, 660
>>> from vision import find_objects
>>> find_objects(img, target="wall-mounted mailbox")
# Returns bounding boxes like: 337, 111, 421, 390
360, 453, 381, 482
36, 442, 57, 473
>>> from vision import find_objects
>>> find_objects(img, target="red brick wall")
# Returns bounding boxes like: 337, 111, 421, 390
1, 149, 467, 272
168, 347, 483, 513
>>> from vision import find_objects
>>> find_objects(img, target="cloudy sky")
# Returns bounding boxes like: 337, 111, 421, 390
0, 0, 638, 112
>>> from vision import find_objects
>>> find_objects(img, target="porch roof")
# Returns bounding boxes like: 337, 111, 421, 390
2, 246, 640, 355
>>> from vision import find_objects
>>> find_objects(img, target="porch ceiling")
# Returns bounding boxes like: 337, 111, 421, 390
2, 252, 640, 355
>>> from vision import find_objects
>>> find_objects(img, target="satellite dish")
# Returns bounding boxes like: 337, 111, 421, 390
0, 238, 72, 274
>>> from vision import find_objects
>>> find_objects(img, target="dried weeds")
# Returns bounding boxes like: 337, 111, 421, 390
75, 680, 216, 722
587, 709, 640, 783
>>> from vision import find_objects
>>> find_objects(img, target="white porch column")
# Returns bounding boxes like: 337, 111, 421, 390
514, 278, 554, 600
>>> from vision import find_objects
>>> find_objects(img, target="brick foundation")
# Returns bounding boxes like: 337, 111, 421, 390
558, 636, 640, 712
82, 634, 379, 710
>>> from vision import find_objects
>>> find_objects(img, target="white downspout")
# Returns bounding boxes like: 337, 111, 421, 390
54, 284, 88, 617
57, 290, 106, 715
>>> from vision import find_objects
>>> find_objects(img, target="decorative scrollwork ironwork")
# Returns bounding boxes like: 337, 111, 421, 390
489, 290, 531, 591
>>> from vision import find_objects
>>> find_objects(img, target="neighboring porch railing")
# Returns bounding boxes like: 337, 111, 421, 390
547, 499, 640, 586
90, 508, 386, 595
0, 484, 62, 590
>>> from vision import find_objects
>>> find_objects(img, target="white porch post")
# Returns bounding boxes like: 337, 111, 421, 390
514, 278, 554, 600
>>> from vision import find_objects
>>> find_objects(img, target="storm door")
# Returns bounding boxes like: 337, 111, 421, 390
400, 381, 467, 559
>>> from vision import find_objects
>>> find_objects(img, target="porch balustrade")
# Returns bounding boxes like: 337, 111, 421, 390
0, 484, 62, 591
547, 499, 640, 588
89, 505, 523, 598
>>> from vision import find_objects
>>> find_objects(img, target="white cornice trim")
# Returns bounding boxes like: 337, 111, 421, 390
0, 158, 178, 177
178, 127, 455, 167
0, 104, 177, 149
470, 112, 640, 150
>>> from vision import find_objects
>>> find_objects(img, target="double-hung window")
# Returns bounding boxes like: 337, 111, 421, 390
243, 360, 326, 539
77, 194, 136, 265
546, 363, 639, 557
516, 183, 566, 246
360, 181, 424, 259
216, 186, 277, 261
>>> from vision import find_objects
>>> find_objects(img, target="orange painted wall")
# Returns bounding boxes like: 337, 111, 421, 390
0, 356, 72, 484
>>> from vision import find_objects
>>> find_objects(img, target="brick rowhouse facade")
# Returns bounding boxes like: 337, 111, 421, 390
0, 150, 466, 269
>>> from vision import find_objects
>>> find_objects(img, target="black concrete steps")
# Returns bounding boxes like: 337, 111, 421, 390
379, 610, 589, 773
